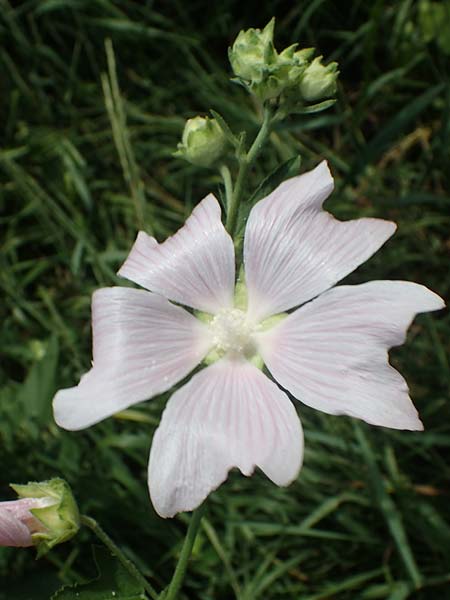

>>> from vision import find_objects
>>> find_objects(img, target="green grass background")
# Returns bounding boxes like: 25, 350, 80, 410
1, 1, 449, 598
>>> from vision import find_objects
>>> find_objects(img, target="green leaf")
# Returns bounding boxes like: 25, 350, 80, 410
236, 130, 247, 159
209, 109, 239, 147
17, 335, 59, 426
354, 425, 423, 588
247, 154, 302, 206
352, 83, 445, 174
51, 546, 147, 600
292, 99, 337, 114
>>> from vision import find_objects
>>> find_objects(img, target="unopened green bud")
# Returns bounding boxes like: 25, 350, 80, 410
293, 47, 316, 65
250, 75, 286, 102
278, 45, 314, 70
229, 19, 276, 82
299, 56, 339, 102
229, 19, 300, 102
11, 478, 80, 556
229, 18, 338, 109
176, 116, 227, 168
278, 47, 313, 89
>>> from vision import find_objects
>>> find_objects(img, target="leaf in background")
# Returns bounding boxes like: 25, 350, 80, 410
0, 569, 62, 600
291, 99, 337, 115
17, 335, 59, 427
51, 546, 146, 600
209, 109, 239, 147
351, 83, 445, 177
419, 1, 450, 55
246, 154, 302, 207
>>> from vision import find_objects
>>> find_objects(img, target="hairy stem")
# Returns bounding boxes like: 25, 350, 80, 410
225, 105, 272, 238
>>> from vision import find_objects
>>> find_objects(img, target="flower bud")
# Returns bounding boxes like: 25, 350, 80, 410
276, 47, 314, 93
176, 116, 228, 168
299, 56, 339, 102
228, 18, 276, 82
5, 478, 80, 556
228, 20, 338, 107
0, 498, 49, 547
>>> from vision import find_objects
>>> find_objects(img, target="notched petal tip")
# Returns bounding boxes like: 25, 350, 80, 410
115, 193, 235, 313
384, 219, 397, 236
316, 159, 334, 189
423, 288, 446, 312
301, 159, 335, 201
259, 280, 440, 432
91, 286, 123, 304
357, 218, 397, 252
148, 361, 303, 518
378, 406, 424, 432
52, 387, 91, 431
201, 192, 222, 213
117, 231, 158, 280
53, 289, 212, 433
401, 281, 446, 313
150, 469, 228, 519
244, 161, 402, 320
412, 418, 425, 432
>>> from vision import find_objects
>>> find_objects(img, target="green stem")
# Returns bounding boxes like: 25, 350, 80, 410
164, 504, 206, 600
225, 105, 273, 237
81, 515, 159, 600
219, 164, 233, 211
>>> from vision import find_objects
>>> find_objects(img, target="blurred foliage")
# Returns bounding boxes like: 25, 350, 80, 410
0, 0, 449, 598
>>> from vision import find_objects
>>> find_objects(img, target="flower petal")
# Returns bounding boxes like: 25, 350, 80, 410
257, 281, 445, 430
118, 194, 235, 313
148, 359, 303, 518
0, 500, 39, 547
244, 161, 396, 321
53, 287, 211, 430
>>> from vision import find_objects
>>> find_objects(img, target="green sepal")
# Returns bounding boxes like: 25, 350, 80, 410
203, 347, 223, 366
194, 310, 213, 325
233, 268, 248, 311
299, 56, 339, 102
259, 312, 289, 332
248, 354, 264, 369
210, 109, 239, 148
229, 19, 277, 83
11, 478, 80, 557
292, 99, 337, 115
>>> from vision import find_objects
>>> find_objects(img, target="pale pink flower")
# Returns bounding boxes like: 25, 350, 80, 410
53, 161, 444, 518
0, 498, 50, 547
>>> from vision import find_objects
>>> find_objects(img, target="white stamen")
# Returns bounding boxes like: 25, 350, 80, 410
209, 309, 259, 356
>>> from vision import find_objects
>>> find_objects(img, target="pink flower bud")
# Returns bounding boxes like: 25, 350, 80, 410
0, 498, 50, 547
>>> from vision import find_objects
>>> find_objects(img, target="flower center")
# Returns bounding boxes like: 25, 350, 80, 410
209, 308, 258, 357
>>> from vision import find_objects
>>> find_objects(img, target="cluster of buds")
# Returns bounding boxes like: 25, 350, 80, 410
0, 478, 80, 556
228, 19, 338, 108
175, 20, 338, 169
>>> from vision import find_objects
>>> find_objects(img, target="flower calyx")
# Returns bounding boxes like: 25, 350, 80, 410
175, 116, 228, 168
11, 478, 80, 557
299, 56, 339, 102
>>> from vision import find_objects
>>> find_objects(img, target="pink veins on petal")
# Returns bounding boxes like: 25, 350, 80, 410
53, 160, 445, 518
0, 498, 48, 547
